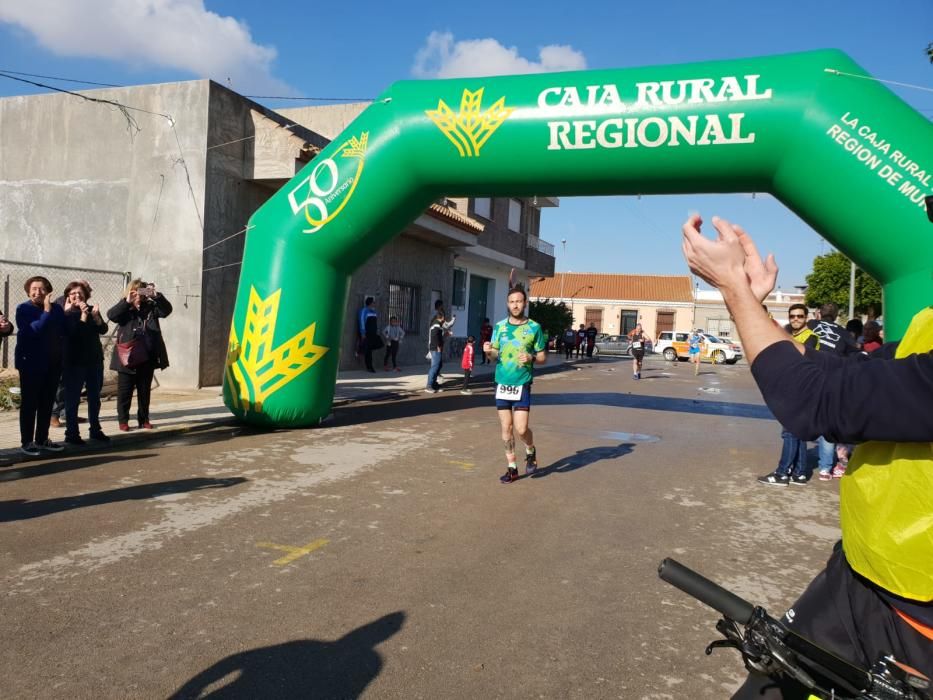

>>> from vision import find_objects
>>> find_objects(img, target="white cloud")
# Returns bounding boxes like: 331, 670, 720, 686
413, 31, 586, 79
0, 0, 291, 94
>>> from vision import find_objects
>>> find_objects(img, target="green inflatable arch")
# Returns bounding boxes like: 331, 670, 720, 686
223, 49, 933, 427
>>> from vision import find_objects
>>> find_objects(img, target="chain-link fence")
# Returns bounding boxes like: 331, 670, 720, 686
0, 260, 131, 389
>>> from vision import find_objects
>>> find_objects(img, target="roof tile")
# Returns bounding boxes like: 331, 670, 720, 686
530, 273, 693, 303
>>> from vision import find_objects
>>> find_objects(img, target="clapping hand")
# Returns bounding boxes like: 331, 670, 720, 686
682, 214, 777, 302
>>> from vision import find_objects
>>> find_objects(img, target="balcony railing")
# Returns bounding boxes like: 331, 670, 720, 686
527, 235, 555, 257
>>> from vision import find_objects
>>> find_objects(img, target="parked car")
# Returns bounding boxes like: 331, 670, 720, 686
654, 331, 743, 364
592, 334, 632, 357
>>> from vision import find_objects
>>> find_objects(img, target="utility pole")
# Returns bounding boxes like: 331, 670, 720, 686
692, 280, 699, 327
560, 239, 567, 303
848, 260, 856, 320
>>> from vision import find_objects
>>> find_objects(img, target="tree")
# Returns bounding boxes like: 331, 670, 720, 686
528, 299, 574, 341
804, 251, 882, 318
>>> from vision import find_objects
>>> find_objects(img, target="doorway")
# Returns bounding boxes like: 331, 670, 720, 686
656, 311, 675, 337
467, 274, 492, 337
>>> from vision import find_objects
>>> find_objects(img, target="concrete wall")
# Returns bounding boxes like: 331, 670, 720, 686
277, 103, 370, 141
0, 81, 212, 388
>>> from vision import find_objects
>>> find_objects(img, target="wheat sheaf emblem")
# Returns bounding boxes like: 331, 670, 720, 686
426, 88, 514, 157
225, 286, 329, 414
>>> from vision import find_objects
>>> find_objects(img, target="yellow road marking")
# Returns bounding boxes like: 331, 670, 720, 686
447, 460, 474, 470
256, 538, 329, 566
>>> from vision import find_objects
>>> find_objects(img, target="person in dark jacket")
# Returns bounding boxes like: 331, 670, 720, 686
425, 312, 446, 393
61, 281, 110, 445
357, 296, 381, 373
682, 213, 933, 698
107, 279, 172, 431
15, 275, 65, 456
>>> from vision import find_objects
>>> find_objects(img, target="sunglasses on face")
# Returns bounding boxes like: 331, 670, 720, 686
788, 313, 806, 319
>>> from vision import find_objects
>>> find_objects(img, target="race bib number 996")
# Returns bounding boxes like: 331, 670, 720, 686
495, 383, 522, 401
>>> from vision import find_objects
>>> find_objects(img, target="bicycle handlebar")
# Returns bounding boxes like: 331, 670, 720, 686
658, 557, 931, 699
658, 557, 755, 625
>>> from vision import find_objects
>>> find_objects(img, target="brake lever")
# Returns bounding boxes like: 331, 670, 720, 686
706, 639, 742, 656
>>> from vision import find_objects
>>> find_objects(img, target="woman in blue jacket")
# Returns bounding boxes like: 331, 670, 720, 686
15, 276, 65, 456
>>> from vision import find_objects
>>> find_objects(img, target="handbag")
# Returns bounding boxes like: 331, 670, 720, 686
117, 338, 150, 369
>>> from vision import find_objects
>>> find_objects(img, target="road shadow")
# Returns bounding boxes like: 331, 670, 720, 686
168, 611, 405, 699
337, 390, 773, 427
0, 453, 156, 483
531, 443, 635, 478
0, 476, 246, 522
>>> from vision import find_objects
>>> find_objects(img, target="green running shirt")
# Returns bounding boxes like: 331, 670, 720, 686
491, 318, 546, 387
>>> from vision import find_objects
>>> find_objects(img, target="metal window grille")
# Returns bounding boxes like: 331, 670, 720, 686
584, 308, 603, 331
620, 310, 638, 335
388, 282, 419, 334
708, 318, 733, 338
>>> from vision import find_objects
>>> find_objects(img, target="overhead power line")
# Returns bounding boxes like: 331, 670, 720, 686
243, 94, 374, 101
0, 67, 372, 102
0, 69, 123, 88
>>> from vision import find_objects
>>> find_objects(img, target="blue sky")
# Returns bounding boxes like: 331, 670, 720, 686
1, 0, 930, 289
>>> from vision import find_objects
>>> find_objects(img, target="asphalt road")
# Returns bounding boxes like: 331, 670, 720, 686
0, 356, 841, 699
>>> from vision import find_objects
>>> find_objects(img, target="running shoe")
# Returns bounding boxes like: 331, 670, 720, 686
525, 449, 538, 475
20, 442, 40, 457
818, 470, 833, 482
757, 472, 789, 486
38, 439, 64, 452
499, 467, 519, 484
64, 435, 86, 446
789, 474, 810, 486
460, 389, 472, 395
831, 464, 847, 478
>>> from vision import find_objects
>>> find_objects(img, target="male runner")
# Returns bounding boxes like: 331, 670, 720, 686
484, 285, 547, 484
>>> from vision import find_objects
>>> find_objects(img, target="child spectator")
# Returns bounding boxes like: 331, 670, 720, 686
460, 335, 475, 395
862, 320, 883, 353
382, 316, 405, 371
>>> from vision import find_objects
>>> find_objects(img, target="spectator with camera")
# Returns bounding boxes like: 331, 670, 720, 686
0, 310, 13, 338
107, 280, 172, 431
62, 281, 110, 445
15, 275, 65, 456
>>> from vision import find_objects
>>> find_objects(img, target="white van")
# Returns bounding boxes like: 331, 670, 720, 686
655, 331, 743, 364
